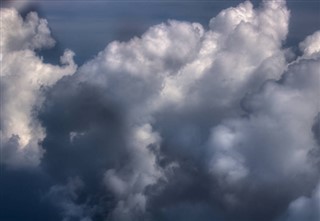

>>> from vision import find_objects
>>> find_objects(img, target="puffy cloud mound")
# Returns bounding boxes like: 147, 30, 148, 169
283, 182, 320, 221
1, 0, 319, 221
0, 8, 77, 168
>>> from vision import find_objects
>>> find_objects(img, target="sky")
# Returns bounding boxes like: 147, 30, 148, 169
0, 0, 320, 221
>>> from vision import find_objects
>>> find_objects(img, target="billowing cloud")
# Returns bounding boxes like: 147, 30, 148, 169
67, 1, 291, 219
0, 8, 76, 168
1, 0, 319, 221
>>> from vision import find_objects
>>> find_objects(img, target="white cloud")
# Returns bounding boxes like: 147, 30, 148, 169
299, 30, 320, 58
0, 8, 77, 168
1, 9, 55, 55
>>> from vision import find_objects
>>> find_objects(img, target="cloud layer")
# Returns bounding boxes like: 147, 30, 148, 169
1, 1, 319, 221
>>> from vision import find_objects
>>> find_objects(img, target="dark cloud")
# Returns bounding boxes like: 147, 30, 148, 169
39, 78, 126, 179
38, 78, 129, 220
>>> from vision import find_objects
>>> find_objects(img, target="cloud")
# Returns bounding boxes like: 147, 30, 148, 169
205, 49, 320, 219
0, 8, 76, 168
45, 177, 94, 221
1, 0, 319, 221
39, 0, 293, 220
283, 182, 320, 221
299, 30, 320, 57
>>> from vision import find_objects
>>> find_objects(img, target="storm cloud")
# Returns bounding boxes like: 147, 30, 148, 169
1, 0, 319, 221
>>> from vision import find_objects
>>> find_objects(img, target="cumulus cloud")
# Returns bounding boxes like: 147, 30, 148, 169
1, 0, 319, 221
40, 0, 318, 220
67, 1, 291, 219
0, 8, 76, 168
